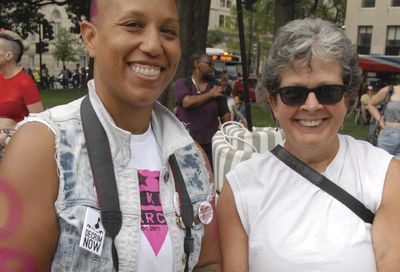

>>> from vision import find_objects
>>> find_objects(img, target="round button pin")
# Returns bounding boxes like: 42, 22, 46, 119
198, 201, 213, 225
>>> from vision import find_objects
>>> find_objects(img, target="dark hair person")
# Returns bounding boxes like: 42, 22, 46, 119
174, 52, 231, 169
218, 18, 400, 272
0, 0, 221, 271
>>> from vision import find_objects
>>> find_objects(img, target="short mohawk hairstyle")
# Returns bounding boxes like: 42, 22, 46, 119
90, 0, 98, 20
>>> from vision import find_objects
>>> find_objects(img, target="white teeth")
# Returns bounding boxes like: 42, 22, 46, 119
131, 65, 161, 78
299, 120, 322, 127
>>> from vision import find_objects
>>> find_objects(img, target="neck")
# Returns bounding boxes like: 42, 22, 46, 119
284, 137, 340, 172
95, 90, 153, 135
1, 63, 21, 79
192, 71, 205, 84
114, 106, 153, 135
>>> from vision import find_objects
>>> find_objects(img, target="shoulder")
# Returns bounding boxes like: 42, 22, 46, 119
227, 151, 277, 188
341, 134, 390, 157
20, 97, 83, 130
339, 134, 393, 175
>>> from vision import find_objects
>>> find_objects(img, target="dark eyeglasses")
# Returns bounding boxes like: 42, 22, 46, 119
272, 84, 349, 106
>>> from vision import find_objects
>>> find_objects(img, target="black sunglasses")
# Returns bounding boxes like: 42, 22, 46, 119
272, 84, 349, 106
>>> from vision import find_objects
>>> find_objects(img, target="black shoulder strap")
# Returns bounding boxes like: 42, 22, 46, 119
271, 145, 375, 224
168, 154, 193, 272
80, 95, 122, 271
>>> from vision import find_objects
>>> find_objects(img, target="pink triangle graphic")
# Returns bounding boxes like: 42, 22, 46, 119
142, 225, 168, 256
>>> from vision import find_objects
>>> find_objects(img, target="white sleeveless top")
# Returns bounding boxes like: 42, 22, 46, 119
227, 134, 392, 272
128, 125, 173, 272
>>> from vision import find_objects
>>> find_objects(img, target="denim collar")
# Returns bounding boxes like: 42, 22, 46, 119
87, 80, 193, 166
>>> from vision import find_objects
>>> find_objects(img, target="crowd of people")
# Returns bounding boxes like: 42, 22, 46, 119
1, 1, 400, 272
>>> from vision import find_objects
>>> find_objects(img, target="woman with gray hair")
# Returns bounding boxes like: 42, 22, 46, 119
218, 18, 400, 271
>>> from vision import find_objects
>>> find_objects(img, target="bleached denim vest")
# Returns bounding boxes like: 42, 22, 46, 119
20, 80, 213, 271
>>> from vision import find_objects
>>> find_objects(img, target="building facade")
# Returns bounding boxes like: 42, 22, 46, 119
209, 0, 233, 29
20, 5, 88, 78
345, 0, 400, 55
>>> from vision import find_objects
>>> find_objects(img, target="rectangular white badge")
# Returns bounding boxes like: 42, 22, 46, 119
79, 207, 106, 256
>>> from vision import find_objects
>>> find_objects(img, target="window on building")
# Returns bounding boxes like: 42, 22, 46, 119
29, 55, 35, 68
51, 10, 62, 37
361, 0, 375, 7
220, 0, 225, 7
392, 0, 400, 6
227, 0, 232, 8
219, 15, 225, 27
357, 26, 373, 54
386, 26, 400, 55
51, 22, 61, 37
225, 16, 231, 28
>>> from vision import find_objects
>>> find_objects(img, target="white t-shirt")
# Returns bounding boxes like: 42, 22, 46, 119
227, 134, 393, 272
128, 125, 173, 272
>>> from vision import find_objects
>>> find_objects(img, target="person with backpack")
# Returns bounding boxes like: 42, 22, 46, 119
174, 52, 231, 168
0, 0, 221, 271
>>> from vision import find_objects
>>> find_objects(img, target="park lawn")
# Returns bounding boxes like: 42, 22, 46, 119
40, 88, 369, 140
40, 88, 88, 109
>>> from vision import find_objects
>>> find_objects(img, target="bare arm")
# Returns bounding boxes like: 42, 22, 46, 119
368, 86, 390, 128
183, 85, 225, 109
0, 122, 59, 270
372, 159, 400, 272
220, 112, 231, 124
194, 212, 222, 271
194, 143, 222, 271
217, 182, 249, 272
27, 101, 44, 113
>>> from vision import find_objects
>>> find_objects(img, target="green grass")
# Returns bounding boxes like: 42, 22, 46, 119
40, 88, 88, 109
40, 88, 369, 140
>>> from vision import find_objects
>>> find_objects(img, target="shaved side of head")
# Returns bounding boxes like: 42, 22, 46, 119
90, 0, 99, 20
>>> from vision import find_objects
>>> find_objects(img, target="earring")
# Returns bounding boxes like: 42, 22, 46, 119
275, 119, 280, 132
268, 108, 280, 131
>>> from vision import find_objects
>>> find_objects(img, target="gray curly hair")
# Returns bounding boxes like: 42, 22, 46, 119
258, 18, 361, 104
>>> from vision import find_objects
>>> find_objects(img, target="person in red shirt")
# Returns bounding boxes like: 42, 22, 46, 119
0, 29, 44, 159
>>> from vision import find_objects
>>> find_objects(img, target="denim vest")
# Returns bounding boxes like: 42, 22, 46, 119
20, 80, 213, 271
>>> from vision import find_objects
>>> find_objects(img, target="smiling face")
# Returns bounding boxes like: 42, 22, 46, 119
81, 0, 180, 112
268, 58, 349, 157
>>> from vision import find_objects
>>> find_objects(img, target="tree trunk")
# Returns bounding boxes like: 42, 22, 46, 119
273, 0, 295, 35
176, 0, 211, 79
159, 0, 211, 109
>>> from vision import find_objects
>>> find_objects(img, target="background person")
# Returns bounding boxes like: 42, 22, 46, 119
0, 0, 221, 271
368, 79, 400, 159
232, 93, 247, 127
0, 29, 44, 160
61, 65, 70, 89
360, 85, 374, 125
174, 52, 231, 168
218, 18, 400, 272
